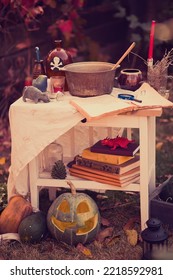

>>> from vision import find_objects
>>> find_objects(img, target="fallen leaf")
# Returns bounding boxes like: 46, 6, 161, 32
101, 217, 110, 226
93, 240, 103, 248
123, 216, 140, 231
125, 229, 138, 246
104, 234, 121, 246
96, 227, 114, 243
156, 142, 163, 150
0, 157, 5, 165
76, 243, 92, 257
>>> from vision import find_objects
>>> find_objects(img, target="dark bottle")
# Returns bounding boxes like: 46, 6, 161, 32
32, 60, 46, 79
46, 40, 72, 90
32, 47, 46, 79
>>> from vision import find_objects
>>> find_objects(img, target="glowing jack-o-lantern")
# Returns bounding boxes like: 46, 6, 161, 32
47, 181, 100, 245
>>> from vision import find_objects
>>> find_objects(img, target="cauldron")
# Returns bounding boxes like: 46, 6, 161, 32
62, 61, 120, 97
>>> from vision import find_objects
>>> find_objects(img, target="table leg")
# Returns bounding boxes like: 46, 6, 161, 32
139, 117, 149, 230
29, 157, 39, 210
148, 116, 156, 194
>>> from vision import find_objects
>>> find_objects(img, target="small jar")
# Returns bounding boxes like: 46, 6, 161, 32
44, 142, 63, 172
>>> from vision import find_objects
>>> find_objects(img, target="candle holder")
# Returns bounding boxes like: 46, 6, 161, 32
141, 218, 168, 260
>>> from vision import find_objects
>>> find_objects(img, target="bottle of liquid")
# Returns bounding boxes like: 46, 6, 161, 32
32, 47, 46, 79
46, 40, 72, 90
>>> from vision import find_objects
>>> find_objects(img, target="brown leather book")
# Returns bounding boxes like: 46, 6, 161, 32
69, 164, 140, 180
75, 155, 140, 174
69, 165, 140, 187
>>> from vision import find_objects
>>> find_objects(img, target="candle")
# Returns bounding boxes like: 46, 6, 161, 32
148, 20, 156, 60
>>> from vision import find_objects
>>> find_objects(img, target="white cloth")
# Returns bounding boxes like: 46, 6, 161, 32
7, 95, 83, 198
7, 94, 116, 198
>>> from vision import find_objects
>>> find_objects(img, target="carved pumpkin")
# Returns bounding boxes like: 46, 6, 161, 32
18, 211, 47, 243
0, 195, 33, 234
47, 181, 100, 245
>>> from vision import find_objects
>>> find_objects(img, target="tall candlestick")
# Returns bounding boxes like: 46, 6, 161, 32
148, 20, 156, 64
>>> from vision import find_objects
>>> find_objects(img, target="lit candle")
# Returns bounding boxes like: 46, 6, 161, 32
148, 20, 156, 62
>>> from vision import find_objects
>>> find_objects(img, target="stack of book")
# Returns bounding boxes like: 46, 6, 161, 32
69, 140, 140, 187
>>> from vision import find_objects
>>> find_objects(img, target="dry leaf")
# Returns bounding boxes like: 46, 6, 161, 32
0, 157, 5, 165
101, 217, 110, 226
93, 240, 103, 249
125, 229, 138, 246
156, 142, 163, 150
104, 234, 121, 246
123, 216, 140, 231
96, 227, 114, 243
76, 243, 92, 257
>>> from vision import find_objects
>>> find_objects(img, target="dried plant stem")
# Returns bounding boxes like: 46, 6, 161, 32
130, 51, 147, 64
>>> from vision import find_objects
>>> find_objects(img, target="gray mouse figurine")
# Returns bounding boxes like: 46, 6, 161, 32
22, 86, 50, 103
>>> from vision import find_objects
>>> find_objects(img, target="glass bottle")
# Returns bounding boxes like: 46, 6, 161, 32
32, 47, 46, 79
32, 60, 46, 79
46, 40, 72, 90
44, 142, 63, 172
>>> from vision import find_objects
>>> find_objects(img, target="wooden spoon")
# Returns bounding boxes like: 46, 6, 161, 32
112, 42, 136, 70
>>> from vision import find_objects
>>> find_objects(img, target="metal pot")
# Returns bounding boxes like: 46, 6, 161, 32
62, 61, 119, 97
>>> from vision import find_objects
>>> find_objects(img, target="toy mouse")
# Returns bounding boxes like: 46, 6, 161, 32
22, 86, 50, 103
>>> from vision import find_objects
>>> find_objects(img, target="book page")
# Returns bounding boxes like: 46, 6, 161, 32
70, 82, 173, 121
112, 82, 173, 108
70, 94, 135, 121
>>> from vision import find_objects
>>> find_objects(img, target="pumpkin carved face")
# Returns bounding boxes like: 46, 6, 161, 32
47, 190, 100, 245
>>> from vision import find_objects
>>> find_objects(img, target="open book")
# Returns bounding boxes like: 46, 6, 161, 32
70, 83, 173, 121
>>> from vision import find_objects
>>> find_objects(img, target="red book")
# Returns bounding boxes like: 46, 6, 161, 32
90, 140, 139, 156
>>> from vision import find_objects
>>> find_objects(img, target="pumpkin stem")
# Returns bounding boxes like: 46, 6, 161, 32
66, 181, 76, 196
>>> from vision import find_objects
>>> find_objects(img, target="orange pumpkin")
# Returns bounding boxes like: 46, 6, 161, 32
0, 195, 33, 234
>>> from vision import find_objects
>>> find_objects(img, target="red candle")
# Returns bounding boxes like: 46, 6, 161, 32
148, 20, 156, 60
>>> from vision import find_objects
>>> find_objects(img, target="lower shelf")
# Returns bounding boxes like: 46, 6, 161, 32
38, 171, 140, 192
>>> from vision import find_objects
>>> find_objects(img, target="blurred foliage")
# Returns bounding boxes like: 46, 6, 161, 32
0, 0, 87, 119
1, 0, 173, 119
